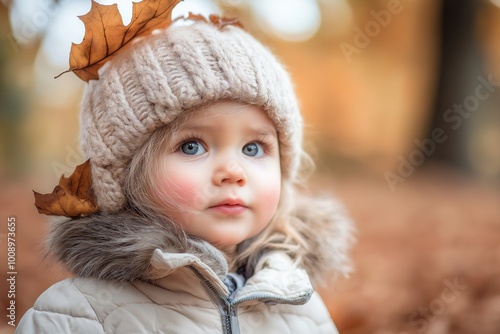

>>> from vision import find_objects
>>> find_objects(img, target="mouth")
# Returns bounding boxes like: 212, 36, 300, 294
208, 199, 247, 215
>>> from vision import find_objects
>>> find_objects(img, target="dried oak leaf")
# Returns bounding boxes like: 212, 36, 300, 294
34, 159, 99, 217
174, 12, 243, 30
208, 14, 243, 29
58, 0, 181, 82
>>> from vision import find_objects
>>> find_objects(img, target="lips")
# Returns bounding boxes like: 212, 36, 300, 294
209, 198, 247, 215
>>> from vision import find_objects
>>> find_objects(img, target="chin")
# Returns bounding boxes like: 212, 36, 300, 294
210, 235, 246, 249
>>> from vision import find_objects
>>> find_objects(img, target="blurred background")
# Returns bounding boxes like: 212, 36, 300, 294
1, 0, 500, 333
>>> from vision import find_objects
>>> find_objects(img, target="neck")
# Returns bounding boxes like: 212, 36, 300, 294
220, 245, 238, 271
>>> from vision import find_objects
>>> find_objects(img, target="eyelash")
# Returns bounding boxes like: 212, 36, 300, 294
253, 135, 275, 154
174, 132, 206, 153
173, 132, 276, 154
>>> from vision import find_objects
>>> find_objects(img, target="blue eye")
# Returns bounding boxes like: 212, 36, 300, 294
180, 141, 206, 155
243, 142, 263, 157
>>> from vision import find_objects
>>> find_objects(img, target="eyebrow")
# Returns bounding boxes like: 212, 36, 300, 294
180, 124, 277, 137
250, 126, 278, 138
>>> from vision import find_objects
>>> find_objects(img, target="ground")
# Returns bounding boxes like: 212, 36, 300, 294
1, 163, 499, 333
322, 165, 500, 333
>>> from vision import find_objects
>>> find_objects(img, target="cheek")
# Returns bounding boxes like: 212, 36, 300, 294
263, 188, 281, 215
155, 168, 201, 209
257, 175, 281, 215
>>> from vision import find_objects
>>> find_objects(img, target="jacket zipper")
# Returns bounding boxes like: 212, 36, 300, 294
190, 267, 312, 334
190, 268, 235, 334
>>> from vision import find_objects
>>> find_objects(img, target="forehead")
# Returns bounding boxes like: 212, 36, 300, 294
179, 101, 277, 135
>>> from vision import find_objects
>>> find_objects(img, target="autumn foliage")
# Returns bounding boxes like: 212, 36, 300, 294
59, 0, 181, 81
34, 160, 99, 217
175, 12, 243, 29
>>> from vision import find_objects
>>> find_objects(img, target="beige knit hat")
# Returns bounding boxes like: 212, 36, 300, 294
80, 21, 303, 213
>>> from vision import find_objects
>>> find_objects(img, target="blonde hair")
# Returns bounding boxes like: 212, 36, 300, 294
124, 104, 315, 271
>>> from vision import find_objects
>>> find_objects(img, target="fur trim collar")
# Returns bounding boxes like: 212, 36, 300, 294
47, 195, 353, 285
289, 194, 355, 285
47, 212, 228, 281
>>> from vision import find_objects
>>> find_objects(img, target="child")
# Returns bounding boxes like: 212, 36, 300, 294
17, 10, 353, 334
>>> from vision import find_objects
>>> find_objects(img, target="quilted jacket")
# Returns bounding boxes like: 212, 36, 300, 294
16, 196, 353, 333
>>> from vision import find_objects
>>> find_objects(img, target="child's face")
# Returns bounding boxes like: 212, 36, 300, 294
153, 101, 281, 250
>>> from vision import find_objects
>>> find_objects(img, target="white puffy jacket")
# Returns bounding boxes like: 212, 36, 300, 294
17, 250, 337, 333
16, 196, 352, 333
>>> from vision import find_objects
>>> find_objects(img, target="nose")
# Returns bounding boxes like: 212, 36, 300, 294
213, 160, 247, 186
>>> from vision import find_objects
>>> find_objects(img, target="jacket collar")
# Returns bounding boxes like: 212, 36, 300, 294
149, 248, 313, 301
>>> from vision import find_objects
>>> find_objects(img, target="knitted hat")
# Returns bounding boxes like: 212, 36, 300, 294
80, 21, 303, 213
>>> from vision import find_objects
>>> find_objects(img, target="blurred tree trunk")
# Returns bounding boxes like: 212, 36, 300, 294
428, 0, 485, 170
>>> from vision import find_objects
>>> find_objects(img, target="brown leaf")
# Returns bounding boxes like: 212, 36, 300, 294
208, 14, 243, 29
174, 12, 244, 30
57, 0, 181, 82
34, 159, 99, 217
